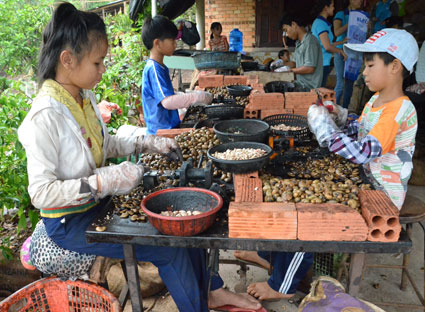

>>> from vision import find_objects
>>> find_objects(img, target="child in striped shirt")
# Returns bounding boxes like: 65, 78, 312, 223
309, 28, 419, 209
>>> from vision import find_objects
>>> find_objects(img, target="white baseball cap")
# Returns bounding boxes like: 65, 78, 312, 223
344, 28, 419, 73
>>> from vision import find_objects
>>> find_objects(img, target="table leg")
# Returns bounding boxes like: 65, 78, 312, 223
123, 244, 143, 312
178, 69, 183, 91
348, 253, 365, 296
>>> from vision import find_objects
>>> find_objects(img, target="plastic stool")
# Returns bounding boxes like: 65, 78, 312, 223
364, 194, 425, 310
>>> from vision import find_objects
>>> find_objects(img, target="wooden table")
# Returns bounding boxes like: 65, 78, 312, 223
86, 202, 412, 312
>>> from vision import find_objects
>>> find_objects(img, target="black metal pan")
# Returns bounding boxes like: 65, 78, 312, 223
207, 141, 273, 173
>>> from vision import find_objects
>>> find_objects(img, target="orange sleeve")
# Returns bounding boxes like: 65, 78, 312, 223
367, 102, 402, 155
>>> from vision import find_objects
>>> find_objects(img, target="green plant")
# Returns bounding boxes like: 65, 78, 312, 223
94, 11, 148, 134
0, 79, 38, 233
0, 0, 52, 77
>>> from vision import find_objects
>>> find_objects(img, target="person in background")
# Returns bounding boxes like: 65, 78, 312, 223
312, 0, 347, 88
371, 0, 399, 33
208, 22, 229, 51
270, 49, 293, 71
141, 16, 213, 136
279, 13, 324, 90
333, 0, 363, 107
18, 3, 209, 311
308, 28, 418, 210
142, 15, 264, 312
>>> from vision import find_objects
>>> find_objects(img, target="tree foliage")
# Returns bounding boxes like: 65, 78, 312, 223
0, 0, 53, 76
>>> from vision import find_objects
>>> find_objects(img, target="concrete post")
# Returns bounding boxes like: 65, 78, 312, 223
195, 0, 205, 50
152, 0, 157, 17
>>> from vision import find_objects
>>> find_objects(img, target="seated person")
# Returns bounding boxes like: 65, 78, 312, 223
279, 13, 324, 91
270, 49, 294, 72
209, 22, 229, 51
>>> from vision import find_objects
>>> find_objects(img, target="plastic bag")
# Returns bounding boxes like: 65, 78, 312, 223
158, 0, 195, 20
129, 0, 147, 22
181, 20, 200, 46
307, 105, 339, 147
299, 276, 385, 312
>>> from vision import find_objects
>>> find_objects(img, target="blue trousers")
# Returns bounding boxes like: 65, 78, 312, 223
334, 53, 345, 105
342, 79, 355, 109
42, 199, 225, 312
321, 66, 331, 88
258, 251, 314, 294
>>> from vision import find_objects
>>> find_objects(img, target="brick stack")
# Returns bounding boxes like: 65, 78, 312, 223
285, 88, 336, 116
233, 172, 263, 203
198, 74, 224, 89
223, 75, 248, 86
244, 93, 285, 119
359, 190, 401, 242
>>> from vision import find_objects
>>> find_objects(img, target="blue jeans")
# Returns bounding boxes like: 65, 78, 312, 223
322, 65, 331, 88
43, 199, 216, 312
258, 251, 314, 294
334, 53, 345, 104
343, 79, 355, 109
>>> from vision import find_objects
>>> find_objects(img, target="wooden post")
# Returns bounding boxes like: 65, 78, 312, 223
196, 0, 205, 50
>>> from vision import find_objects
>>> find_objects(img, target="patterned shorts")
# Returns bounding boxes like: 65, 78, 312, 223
29, 220, 96, 280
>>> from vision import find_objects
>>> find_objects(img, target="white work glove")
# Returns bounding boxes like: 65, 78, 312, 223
191, 91, 213, 106
307, 104, 340, 147
88, 161, 144, 198
136, 135, 183, 162
323, 100, 348, 128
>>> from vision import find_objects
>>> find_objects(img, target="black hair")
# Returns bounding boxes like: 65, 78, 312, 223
363, 52, 410, 79
38, 2, 107, 87
313, 0, 333, 17
278, 49, 289, 58
210, 22, 222, 40
279, 12, 310, 28
141, 15, 178, 50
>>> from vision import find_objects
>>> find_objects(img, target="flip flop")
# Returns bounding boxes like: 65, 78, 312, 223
213, 305, 267, 312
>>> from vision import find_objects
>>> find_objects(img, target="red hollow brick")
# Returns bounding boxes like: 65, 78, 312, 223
228, 202, 297, 239
247, 93, 284, 110
297, 203, 368, 241
359, 190, 401, 242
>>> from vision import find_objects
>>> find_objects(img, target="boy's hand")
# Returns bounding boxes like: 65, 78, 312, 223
192, 91, 213, 105
307, 104, 340, 147
323, 101, 348, 128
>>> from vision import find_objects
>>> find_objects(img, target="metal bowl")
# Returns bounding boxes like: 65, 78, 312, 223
141, 187, 223, 236
226, 85, 252, 97
213, 119, 270, 143
207, 141, 273, 173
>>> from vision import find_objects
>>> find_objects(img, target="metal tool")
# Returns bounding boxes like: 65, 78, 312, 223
142, 158, 213, 190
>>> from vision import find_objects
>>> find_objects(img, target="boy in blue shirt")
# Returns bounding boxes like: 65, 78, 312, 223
141, 15, 264, 312
142, 16, 212, 135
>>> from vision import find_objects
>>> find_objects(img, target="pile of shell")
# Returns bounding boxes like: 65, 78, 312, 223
212, 148, 267, 160
286, 154, 363, 182
182, 105, 207, 123
160, 210, 202, 217
260, 174, 371, 212
113, 186, 148, 223
271, 124, 307, 131
206, 86, 249, 106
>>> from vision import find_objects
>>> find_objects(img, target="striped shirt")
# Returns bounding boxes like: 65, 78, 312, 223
330, 93, 417, 209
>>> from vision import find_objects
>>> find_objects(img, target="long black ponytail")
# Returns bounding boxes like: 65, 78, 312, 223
37, 2, 107, 87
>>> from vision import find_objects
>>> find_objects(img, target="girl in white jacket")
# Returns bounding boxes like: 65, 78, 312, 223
18, 3, 209, 311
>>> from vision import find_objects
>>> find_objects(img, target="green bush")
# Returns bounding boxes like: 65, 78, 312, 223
0, 1, 52, 77
0, 79, 38, 234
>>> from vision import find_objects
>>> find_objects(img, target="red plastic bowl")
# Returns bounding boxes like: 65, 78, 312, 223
141, 187, 223, 236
